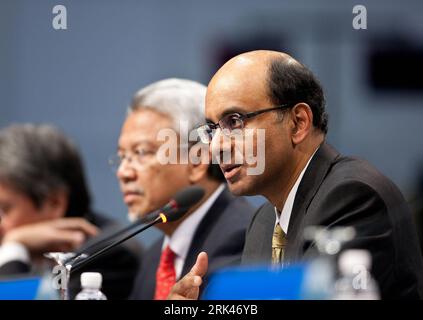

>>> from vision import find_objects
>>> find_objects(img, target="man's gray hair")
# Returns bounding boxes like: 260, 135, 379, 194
128, 78, 226, 183
129, 78, 206, 133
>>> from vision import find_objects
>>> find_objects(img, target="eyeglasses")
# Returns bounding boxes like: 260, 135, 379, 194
197, 104, 290, 143
108, 147, 157, 172
108, 143, 195, 172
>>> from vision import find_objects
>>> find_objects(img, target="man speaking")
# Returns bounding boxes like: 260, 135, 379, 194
169, 50, 423, 299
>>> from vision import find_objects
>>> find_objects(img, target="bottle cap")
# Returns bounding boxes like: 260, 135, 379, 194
338, 249, 371, 275
80, 272, 103, 289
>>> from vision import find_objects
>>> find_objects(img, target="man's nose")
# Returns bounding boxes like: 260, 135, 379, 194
210, 128, 233, 164
116, 161, 137, 182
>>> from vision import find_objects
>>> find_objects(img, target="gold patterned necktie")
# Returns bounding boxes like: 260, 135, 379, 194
272, 223, 287, 265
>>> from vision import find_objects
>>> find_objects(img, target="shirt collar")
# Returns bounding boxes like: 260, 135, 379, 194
162, 184, 226, 260
274, 148, 319, 234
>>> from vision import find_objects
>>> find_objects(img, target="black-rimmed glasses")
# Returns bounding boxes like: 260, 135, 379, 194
197, 104, 290, 143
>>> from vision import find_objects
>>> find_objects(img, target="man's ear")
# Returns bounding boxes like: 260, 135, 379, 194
290, 103, 313, 145
41, 189, 68, 219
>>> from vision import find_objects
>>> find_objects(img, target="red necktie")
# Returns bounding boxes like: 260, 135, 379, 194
154, 245, 176, 300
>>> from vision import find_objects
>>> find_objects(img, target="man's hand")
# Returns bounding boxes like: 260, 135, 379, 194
2, 218, 98, 256
167, 251, 208, 300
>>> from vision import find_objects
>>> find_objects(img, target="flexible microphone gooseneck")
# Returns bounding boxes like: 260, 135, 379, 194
68, 186, 205, 273
64, 209, 161, 264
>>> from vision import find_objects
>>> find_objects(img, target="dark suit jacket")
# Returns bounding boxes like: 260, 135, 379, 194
130, 187, 255, 300
0, 261, 30, 275
0, 212, 143, 300
242, 143, 423, 299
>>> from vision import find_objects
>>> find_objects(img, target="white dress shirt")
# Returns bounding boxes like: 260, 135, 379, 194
274, 149, 319, 234
0, 242, 30, 268
162, 184, 225, 279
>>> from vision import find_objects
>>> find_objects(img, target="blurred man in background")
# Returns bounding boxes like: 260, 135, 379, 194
0, 124, 142, 299
115, 78, 255, 299
169, 50, 423, 299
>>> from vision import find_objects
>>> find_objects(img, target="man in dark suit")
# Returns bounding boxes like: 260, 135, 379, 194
169, 50, 423, 299
131, 187, 254, 299
0, 124, 142, 299
115, 78, 255, 299
242, 143, 423, 299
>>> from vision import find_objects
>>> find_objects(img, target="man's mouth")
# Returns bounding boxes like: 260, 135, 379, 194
123, 190, 144, 203
221, 164, 242, 180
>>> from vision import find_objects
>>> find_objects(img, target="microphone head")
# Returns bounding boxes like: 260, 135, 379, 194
173, 185, 205, 208
164, 186, 205, 222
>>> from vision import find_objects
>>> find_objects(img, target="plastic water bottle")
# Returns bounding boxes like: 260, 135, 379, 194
75, 272, 107, 300
333, 249, 380, 300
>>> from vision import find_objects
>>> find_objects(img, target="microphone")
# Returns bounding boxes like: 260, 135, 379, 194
68, 186, 205, 273
69, 211, 157, 260
65, 186, 205, 264
161, 185, 205, 222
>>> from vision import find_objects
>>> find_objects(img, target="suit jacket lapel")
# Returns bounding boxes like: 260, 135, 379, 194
250, 204, 275, 263
142, 238, 163, 299
180, 188, 232, 277
285, 142, 340, 260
